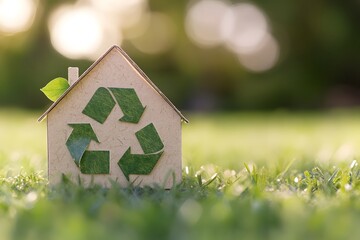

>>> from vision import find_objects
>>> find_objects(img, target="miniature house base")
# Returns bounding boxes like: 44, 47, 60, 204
39, 45, 188, 188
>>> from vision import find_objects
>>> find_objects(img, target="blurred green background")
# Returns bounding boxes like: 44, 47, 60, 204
0, 0, 359, 111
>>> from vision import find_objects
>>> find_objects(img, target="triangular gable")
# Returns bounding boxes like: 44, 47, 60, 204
38, 45, 188, 123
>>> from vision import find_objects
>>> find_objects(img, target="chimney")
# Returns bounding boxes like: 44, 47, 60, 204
68, 67, 79, 86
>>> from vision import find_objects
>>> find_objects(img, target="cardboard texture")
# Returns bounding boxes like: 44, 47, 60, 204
40, 45, 187, 188
68, 67, 79, 86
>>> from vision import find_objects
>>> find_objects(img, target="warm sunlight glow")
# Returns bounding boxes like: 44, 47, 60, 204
90, 0, 144, 13
90, 0, 146, 28
131, 13, 175, 54
86, 23, 123, 60
222, 3, 269, 54
49, 6, 104, 60
184, 1, 280, 72
0, 0, 37, 35
185, 0, 230, 47
238, 34, 280, 72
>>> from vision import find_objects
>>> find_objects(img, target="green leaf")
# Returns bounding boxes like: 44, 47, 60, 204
40, 77, 70, 102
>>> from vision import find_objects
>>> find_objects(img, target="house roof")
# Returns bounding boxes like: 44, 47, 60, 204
38, 45, 189, 123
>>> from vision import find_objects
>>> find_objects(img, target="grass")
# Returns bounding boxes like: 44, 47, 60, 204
2, 109, 360, 239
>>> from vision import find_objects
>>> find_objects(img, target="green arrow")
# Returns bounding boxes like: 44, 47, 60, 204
109, 88, 145, 123
118, 123, 164, 180
82, 87, 116, 124
118, 148, 164, 181
66, 123, 99, 167
80, 151, 110, 174
135, 123, 164, 153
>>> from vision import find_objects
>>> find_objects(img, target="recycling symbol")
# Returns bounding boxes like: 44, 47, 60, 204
65, 87, 164, 181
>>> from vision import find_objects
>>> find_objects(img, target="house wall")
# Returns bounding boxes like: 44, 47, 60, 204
47, 48, 182, 188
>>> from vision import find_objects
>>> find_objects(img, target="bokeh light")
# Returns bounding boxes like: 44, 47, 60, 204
48, 0, 150, 60
222, 3, 268, 55
89, 0, 144, 14
89, 0, 146, 29
0, 0, 37, 35
122, 13, 150, 40
238, 33, 280, 72
86, 23, 123, 61
130, 13, 175, 55
185, 0, 230, 47
48, 5, 105, 60
185, 1, 280, 72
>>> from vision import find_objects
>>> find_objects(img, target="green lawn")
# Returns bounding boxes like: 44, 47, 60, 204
1, 109, 360, 240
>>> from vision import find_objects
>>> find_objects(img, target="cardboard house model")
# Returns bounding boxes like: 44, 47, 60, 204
38, 45, 188, 188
